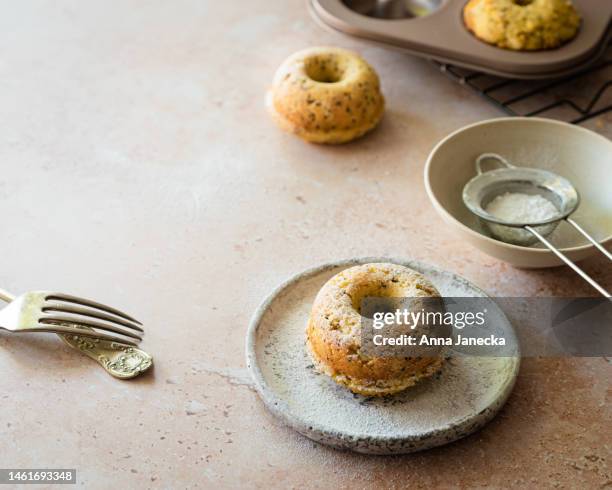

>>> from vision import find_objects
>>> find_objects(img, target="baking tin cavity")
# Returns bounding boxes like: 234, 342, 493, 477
341, 0, 442, 19
310, 0, 612, 79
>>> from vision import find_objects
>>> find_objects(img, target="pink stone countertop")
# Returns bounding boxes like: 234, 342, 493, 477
0, 1, 610, 488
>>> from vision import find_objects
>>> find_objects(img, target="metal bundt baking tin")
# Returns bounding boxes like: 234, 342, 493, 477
309, 0, 612, 79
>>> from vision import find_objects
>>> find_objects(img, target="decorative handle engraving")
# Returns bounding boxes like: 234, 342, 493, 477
59, 328, 153, 379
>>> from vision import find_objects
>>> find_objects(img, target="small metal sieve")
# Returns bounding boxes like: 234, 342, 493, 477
463, 153, 611, 298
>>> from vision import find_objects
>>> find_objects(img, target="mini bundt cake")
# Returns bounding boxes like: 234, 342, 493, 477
267, 47, 385, 144
306, 263, 446, 397
463, 0, 581, 51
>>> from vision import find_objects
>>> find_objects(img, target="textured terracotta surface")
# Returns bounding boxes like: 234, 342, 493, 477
0, 1, 610, 488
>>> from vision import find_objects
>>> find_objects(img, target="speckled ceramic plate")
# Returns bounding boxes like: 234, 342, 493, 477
246, 257, 520, 455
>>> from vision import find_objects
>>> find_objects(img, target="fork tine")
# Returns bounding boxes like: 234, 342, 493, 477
45, 293, 142, 324
40, 316, 143, 341
31, 324, 138, 346
43, 303, 144, 332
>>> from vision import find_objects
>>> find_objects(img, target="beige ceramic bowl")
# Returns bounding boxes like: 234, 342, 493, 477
424, 118, 612, 268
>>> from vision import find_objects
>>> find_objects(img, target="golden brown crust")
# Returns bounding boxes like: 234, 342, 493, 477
306, 263, 445, 397
267, 47, 385, 144
463, 0, 581, 51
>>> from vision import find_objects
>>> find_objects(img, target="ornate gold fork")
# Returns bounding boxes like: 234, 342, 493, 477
0, 288, 143, 345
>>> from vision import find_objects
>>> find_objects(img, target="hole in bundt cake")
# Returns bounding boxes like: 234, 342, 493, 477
350, 280, 407, 315
512, 0, 533, 5
304, 56, 344, 83
359, 297, 397, 319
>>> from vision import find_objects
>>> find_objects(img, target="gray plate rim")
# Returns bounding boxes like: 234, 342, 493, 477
245, 256, 521, 452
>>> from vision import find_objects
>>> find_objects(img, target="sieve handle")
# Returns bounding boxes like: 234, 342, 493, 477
525, 225, 611, 299
565, 218, 612, 262
475, 153, 516, 175
0, 288, 15, 303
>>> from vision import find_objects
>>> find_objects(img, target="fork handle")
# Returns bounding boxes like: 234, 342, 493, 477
0, 289, 15, 303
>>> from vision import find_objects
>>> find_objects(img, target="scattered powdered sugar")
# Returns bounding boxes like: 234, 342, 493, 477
185, 400, 207, 416
485, 192, 559, 223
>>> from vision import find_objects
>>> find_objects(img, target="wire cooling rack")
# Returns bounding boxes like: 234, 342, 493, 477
434, 43, 612, 125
